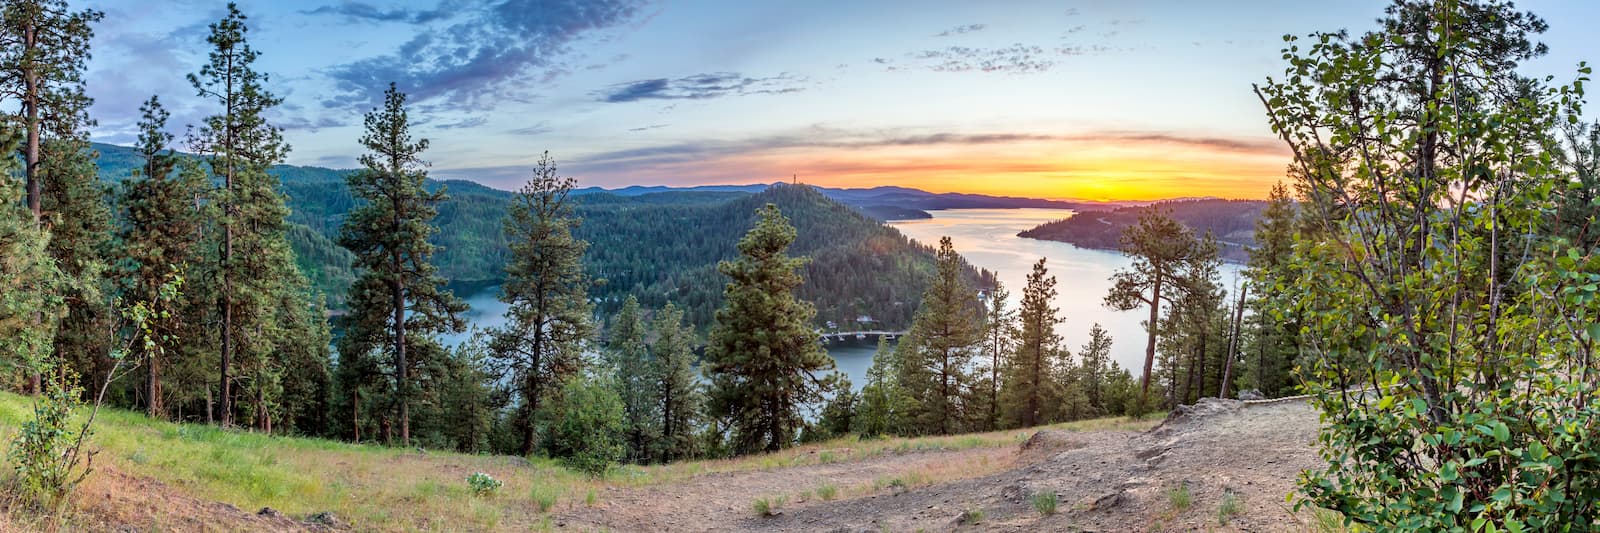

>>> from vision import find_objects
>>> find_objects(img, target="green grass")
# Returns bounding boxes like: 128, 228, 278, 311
1031, 490, 1059, 516
0, 392, 1157, 530
815, 483, 838, 501
752, 495, 786, 516
961, 506, 985, 524
1167, 483, 1192, 511
1216, 491, 1242, 525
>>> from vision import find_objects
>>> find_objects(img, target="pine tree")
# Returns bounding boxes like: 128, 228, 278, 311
40, 136, 112, 395
1241, 182, 1301, 397
605, 295, 658, 463
1001, 258, 1063, 428
815, 374, 857, 438
488, 152, 593, 456
704, 204, 836, 454
0, 126, 60, 391
898, 236, 981, 435
0, 0, 100, 395
855, 336, 902, 438
1077, 323, 1112, 413
978, 281, 1014, 431
337, 83, 465, 446
186, 2, 290, 427
650, 302, 701, 462
1104, 209, 1205, 401
119, 96, 209, 418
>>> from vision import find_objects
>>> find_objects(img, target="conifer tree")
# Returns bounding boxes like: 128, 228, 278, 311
1077, 323, 1112, 413
40, 135, 112, 394
704, 204, 836, 454
489, 152, 593, 456
1001, 258, 1063, 428
815, 374, 857, 438
977, 281, 1014, 431
650, 302, 701, 462
118, 97, 212, 417
898, 236, 981, 435
187, 3, 291, 426
1241, 182, 1301, 397
337, 83, 465, 446
0, 127, 60, 391
0, 0, 100, 395
605, 295, 658, 463
1104, 209, 1205, 399
855, 336, 902, 438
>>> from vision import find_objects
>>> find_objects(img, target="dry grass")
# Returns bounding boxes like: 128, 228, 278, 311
0, 391, 1159, 531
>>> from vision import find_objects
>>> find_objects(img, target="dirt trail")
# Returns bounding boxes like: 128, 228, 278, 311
558, 398, 1321, 532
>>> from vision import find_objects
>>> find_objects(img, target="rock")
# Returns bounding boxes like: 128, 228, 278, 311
256, 507, 284, 519
1237, 389, 1266, 401
307, 511, 349, 529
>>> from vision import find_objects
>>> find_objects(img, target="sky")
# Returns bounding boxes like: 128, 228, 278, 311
79, 0, 1600, 201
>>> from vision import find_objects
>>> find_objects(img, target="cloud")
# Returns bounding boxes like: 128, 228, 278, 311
277, 115, 348, 132
910, 44, 1056, 73
597, 72, 808, 103
322, 0, 648, 111
628, 123, 668, 132
433, 116, 489, 129
302, 0, 473, 24
508, 122, 553, 136
935, 23, 986, 37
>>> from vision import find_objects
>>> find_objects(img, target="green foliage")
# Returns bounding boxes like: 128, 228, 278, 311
547, 375, 624, 478
1167, 483, 1191, 510
1259, 1, 1600, 529
650, 302, 703, 462
604, 296, 658, 463
336, 83, 466, 447
855, 336, 905, 438
704, 204, 838, 454
1240, 183, 1302, 398
976, 281, 1014, 431
1217, 491, 1242, 525
8, 368, 85, 509
465, 472, 501, 497
1000, 259, 1064, 428
489, 152, 594, 456
897, 236, 983, 435
41, 137, 115, 395
961, 507, 985, 524
1020, 198, 1267, 262
530, 484, 558, 512
813, 374, 857, 440
752, 495, 785, 517
1105, 208, 1212, 402
1030, 490, 1058, 516
815, 484, 838, 501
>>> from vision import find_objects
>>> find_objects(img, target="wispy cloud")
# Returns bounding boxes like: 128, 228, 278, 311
628, 123, 669, 132
301, 1, 465, 24
597, 72, 808, 103
322, 0, 648, 111
935, 23, 986, 37
911, 44, 1056, 73
508, 122, 553, 136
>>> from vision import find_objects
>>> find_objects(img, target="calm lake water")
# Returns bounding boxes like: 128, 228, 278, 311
441, 208, 1242, 388
889, 209, 1243, 378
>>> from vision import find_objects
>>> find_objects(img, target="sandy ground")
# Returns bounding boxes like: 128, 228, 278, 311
557, 398, 1323, 532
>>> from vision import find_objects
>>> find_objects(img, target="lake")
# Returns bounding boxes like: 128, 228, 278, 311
889, 209, 1243, 379
442, 208, 1242, 389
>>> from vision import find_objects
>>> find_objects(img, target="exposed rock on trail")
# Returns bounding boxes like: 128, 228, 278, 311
558, 398, 1322, 532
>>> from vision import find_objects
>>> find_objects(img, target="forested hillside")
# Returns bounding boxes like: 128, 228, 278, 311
1016, 198, 1267, 261
90, 143, 968, 331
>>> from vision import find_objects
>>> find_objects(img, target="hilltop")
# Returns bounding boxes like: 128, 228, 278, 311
0, 392, 1331, 532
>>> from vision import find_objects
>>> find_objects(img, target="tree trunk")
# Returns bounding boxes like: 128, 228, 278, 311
218, 52, 237, 428
352, 389, 361, 443
147, 350, 163, 418
23, 21, 41, 397
1140, 271, 1163, 396
392, 255, 409, 446
1220, 286, 1247, 399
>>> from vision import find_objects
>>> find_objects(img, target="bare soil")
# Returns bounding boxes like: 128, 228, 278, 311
557, 398, 1322, 532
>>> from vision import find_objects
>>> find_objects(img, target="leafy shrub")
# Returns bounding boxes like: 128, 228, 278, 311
466, 472, 501, 497
547, 376, 625, 478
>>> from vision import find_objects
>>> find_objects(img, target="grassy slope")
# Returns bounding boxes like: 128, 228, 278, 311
0, 392, 1158, 531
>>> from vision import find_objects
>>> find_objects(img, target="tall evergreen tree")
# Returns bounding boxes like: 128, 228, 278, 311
1104, 209, 1205, 399
855, 336, 903, 438
704, 204, 836, 454
1001, 258, 1064, 428
605, 295, 658, 463
186, 3, 290, 426
898, 236, 981, 435
337, 83, 465, 446
119, 96, 206, 418
977, 281, 1014, 431
1077, 323, 1112, 413
0, 127, 59, 391
40, 135, 111, 395
0, 0, 100, 395
1241, 182, 1301, 397
650, 302, 701, 462
488, 152, 593, 456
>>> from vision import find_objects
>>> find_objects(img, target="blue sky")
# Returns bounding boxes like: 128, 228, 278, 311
80, 0, 1599, 199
